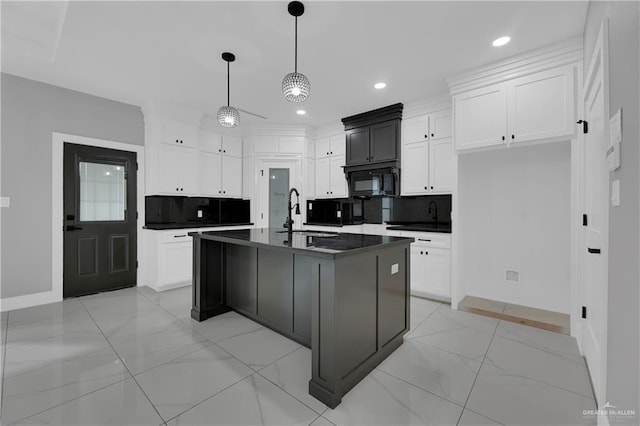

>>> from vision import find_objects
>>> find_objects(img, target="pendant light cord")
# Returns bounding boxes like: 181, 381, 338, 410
294, 16, 298, 73
227, 61, 230, 106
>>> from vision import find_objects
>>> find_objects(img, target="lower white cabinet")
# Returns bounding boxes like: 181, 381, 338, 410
143, 226, 251, 292
403, 232, 451, 300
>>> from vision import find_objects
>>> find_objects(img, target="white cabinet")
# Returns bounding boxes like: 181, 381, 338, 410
158, 144, 199, 195
401, 111, 454, 195
158, 232, 193, 285
508, 66, 576, 144
145, 116, 202, 195
142, 225, 252, 292
159, 119, 199, 148
198, 131, 243, 198
453, 65, 575, 152
314, 134, 348, 198
403, 232, 451, 300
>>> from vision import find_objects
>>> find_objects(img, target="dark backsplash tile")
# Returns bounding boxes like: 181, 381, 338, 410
145, 196, 249, 226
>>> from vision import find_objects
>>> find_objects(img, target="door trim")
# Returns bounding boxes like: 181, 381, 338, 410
255, 157, 302, 229
53, 133, 145, 302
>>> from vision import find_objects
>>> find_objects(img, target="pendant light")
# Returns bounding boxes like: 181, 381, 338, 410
282, 1, 310, 103
217, 52, 240, 127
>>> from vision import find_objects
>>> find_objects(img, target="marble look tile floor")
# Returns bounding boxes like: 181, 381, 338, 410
0, 286, 597, 425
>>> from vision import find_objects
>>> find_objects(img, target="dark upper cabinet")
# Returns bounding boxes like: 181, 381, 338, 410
346, 127, 370, 165
342, 104, 403, 168
370, 120, 397, 162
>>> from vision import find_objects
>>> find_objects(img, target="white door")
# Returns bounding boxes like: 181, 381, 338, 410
429, 138, 454, 192
315, 157, 331, 198
221, 155, 242, 197
581, 22, 609, 404
199, 151, 222, 196
257, 159, 301, 229
402, 141, 429, 195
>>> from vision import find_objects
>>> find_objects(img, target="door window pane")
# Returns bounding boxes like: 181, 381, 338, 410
79, 162, 126, 221
269, 168, 290, 229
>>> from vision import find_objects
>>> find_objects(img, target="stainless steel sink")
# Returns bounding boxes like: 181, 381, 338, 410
276, 230, 339, 238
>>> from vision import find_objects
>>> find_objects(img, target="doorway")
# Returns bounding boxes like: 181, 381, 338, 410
268, 168, 290, 230
63, 143, 137, 297
256, 159, 301, 229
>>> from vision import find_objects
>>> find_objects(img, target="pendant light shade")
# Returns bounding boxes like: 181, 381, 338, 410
218, 52, 239, 128
282, 1, 310, 103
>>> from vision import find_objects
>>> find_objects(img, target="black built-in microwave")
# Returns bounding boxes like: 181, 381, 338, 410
348, 168, 399, 197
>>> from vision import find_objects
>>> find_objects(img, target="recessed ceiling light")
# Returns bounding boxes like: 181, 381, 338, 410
296, 110, 306, 115
374, 82, 386, 89
492, 36, 511, 47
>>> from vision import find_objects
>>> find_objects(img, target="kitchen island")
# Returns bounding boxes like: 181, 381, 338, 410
189, 228, 413, 408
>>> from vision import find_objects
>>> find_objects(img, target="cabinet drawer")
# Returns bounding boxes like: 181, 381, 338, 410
158, 231, 192, 244
400, 232, 450, 248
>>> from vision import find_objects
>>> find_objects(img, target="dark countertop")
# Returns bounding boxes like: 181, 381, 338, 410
144, 222, 253, 230
385, 223, 452, 233
189, 228, 414, 259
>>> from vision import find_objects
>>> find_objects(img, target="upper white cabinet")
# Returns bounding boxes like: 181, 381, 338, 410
314, 134, 348, 198
159, 119, 199, 148
454, 85, 508, 151
508, 66, 575, 144
198, 130, 243, 198
146, 115, 202, 195
453, 64, 576, 152
158, 144, 199, 194
401, 110, 454, 195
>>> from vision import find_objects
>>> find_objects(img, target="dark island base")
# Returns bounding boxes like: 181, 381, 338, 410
190, 229, 411, 408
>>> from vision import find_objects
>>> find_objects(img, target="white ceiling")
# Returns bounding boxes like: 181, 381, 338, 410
1, 1, 589, 128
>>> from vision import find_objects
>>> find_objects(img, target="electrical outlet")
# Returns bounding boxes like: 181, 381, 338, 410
197, 209, 203, 218
505, 270, 519, 282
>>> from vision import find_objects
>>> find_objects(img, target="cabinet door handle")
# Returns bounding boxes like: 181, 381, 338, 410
431, 133, 434, 137
174, 234, 187, 238
175, 139, 179, 143
180, 188, 184, 191
219, 149, 222, 152
424, 251, 429, 255
223, 191, 226, 194
420, 251, 423, 255
430, 186, 434, 190
424, 186, 428, 190
223, 150, 226, 153
330, 151, 333, 154
424, 134, 428, 139
588, 247, 601, 254
176, 187, 179, 191
501, 136, 505, 141
511, 134, 515, 140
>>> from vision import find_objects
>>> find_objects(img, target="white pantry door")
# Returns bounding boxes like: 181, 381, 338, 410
581, 21, 610, 405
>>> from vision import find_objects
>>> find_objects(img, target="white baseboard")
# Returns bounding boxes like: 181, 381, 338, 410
145, 281, 191, 293
0, 290, 62, 312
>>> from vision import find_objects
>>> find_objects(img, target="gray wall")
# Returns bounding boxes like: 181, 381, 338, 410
584, 1, 640, 417
1, 73, 144, 299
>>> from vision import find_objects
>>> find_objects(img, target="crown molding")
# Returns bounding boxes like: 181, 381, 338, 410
243, 123, 315, 138
447, 37, 583, 95
315, 122, 344, 139
402, 93, 452, 119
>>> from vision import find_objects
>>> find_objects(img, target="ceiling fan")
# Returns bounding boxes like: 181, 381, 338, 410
216, 52, 266, 127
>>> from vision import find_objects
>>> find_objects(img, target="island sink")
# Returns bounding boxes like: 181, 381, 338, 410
189, 228, 413, 408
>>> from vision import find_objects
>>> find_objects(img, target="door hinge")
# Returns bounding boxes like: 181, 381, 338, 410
576, 120, 588, 134
582, 214, 588, 227
581, 306, 587, 319
261, 169, 264, 177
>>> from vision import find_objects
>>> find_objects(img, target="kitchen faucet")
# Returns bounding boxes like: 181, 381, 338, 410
284, 187, 301, 233
428, 201, 438, 223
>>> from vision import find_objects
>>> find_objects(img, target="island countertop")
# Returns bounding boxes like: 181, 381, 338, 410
189, 228, 414, 259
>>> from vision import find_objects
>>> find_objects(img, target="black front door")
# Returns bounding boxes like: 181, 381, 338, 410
63, 143, 137, 297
